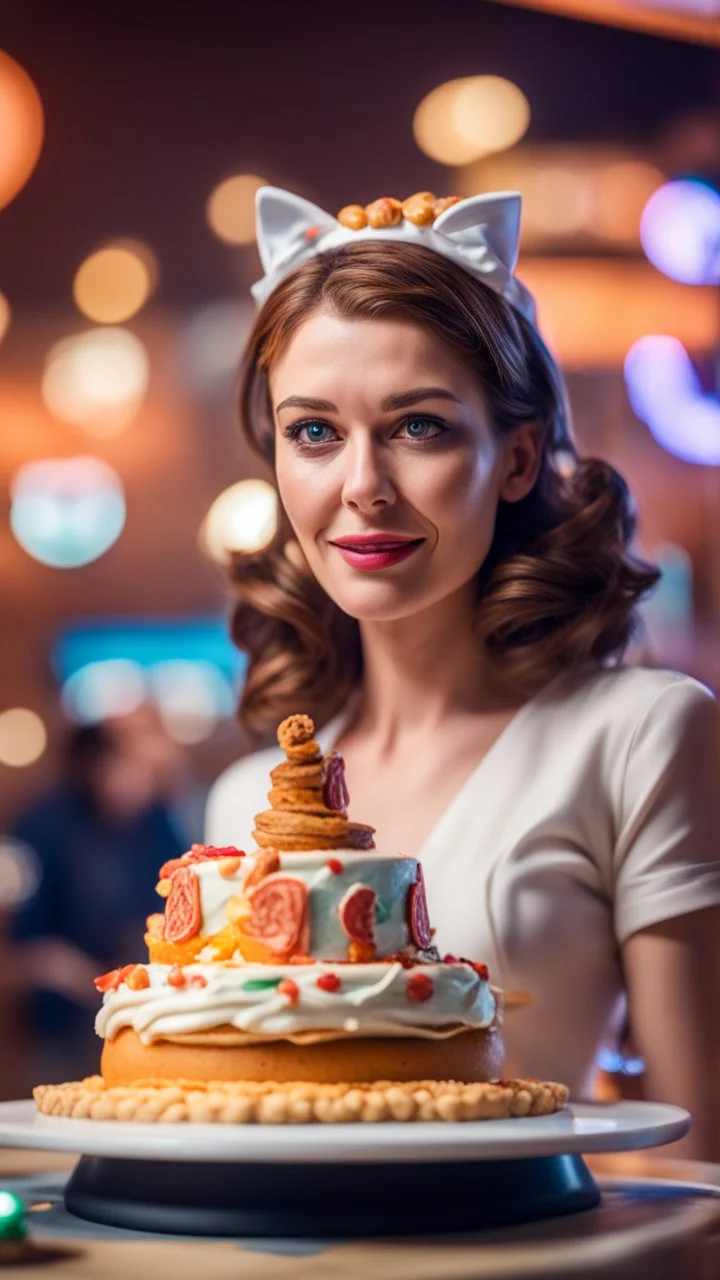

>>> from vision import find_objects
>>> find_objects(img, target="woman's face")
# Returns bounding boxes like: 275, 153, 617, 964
271, 310, 538, 625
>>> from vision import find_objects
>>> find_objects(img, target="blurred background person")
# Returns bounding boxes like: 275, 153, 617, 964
6, 709, 188, 1086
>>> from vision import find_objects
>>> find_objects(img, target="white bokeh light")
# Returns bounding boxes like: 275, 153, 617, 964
200, 479, 279, 563
61, 659, 147, 722
42, 327, 150, 436
10, 457, 126, 568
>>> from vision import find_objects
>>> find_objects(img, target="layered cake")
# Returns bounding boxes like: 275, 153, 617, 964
35, 715, 568, 1123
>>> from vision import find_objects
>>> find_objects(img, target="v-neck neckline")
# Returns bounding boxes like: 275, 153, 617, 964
317, 667, 569, 863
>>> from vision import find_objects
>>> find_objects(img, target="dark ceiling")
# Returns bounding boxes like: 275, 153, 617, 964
0, 0, 717, 308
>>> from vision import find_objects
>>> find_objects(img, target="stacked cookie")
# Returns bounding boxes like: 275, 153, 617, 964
253, 713, 376, 852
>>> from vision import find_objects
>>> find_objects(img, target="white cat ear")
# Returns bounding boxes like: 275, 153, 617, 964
434, 191, 522, 276
255, 187, 338, 276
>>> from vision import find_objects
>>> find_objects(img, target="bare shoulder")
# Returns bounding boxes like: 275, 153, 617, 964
204, 743, 283, 848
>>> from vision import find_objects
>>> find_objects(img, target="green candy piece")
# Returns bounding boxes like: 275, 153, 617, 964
241, 978, 282, 992
0, 1191, 26, 1242
374, 898, 391, 925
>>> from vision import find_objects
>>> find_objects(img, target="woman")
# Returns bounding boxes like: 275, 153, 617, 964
206, 187, 720, 1157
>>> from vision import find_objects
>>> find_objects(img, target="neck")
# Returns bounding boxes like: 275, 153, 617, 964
348, 584, 520, 746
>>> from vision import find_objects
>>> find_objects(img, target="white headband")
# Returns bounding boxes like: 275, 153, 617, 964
251, 186, 537, 327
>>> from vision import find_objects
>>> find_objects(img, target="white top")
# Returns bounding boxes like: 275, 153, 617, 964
205, 665, 720, 1096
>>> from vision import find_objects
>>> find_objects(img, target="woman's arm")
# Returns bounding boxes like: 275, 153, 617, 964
622, 904, 720, 1161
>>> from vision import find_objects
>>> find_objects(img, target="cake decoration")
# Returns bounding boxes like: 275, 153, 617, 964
34, 710, 568, 1125
338, 883, 377, 946
408, 864, 433, 951
254, 716, 375, 852
163, 867, 201, 943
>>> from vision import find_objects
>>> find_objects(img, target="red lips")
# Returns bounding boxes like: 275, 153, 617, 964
329, 533, 425, 571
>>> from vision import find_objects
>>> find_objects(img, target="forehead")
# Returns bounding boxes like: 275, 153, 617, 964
269, 310, 481, 407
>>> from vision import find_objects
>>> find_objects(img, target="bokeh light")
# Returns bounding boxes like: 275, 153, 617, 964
413, 77, 530, 166
206, 173, 267, 244
149, 660, 235, 744
10, 456, 126, 568
0, 50, 44, 212
0, 708, 47, 767
61, 659, 147, 722
640, 179, 720, 285
73, 242, 157, 323
0, 838, 41, 906
0, 292, 11, 345
42, 327, 150, 436
182, 300, 252, 392
200, 479, 279, 563
624, 334, 720, 465
593, 160, 664, 243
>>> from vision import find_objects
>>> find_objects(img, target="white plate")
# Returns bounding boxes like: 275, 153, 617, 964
0, 1099, 690, 1164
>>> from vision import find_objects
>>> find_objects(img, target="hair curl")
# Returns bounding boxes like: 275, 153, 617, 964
231, 241, 659, 736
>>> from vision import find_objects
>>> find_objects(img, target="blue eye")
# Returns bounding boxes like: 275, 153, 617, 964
304, 422, 332, 443
400, 417, 445, 441
285, 420, 338, 446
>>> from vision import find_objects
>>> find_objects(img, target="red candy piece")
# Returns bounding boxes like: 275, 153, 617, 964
244, 874, 309, 957
164, 867, 201, 943
406, 971, 434, 1003
278, 978, 300, 1004
316, 972, 341, 993
323, 753, 350, 813
408, 863, 432, 951
159, 844, 245, 880
470, 961, 489, 981
339, 884, 376, 945
167, 965, 186, 988
326, 857, 344, 875
188, 974, 208, 988
93, 964, 135, 993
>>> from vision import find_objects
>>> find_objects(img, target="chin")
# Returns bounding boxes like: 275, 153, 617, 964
327, 584, 433, 624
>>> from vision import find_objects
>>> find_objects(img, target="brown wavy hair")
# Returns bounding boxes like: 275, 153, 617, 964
231, 241, 659, 736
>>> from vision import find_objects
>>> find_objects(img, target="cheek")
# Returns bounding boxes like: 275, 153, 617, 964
275, 452, 334, 538
414, 450, 497, 530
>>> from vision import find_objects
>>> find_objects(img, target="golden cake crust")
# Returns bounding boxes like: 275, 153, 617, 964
100, 1024, 505, 1087
34, 1075, 569, 1124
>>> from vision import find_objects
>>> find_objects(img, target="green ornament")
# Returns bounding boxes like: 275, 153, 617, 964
242, 978, 282, 992
0, 1191, 26, 1242
374, 898, 391, 925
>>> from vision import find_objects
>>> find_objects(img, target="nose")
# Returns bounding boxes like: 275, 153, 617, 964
341, 435, 396, 516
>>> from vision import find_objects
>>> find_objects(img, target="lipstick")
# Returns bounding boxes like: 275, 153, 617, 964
329, 534, 424, 572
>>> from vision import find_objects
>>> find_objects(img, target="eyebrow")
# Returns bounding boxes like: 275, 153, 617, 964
274, 387, 462, 415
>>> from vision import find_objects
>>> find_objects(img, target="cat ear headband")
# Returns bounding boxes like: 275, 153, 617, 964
251, 187, 537, 327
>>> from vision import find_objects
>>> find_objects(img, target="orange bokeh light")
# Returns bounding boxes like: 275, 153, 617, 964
0, 49, 44, 212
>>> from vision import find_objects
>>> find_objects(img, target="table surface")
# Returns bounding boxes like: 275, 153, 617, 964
1, 1147, 719, 1279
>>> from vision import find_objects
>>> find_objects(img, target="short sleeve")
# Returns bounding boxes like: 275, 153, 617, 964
613, 675, 720, 943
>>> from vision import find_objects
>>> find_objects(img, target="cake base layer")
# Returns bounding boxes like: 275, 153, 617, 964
100, 1024, 504, 1086
35, 1074, 569, 1123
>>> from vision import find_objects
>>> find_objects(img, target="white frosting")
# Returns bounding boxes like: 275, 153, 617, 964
96, 961, 498, 1045
190, 850, 419, 959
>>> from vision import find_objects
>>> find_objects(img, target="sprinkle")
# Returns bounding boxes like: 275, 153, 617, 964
326, 858, 344, 875
406, 972, 434, 1003
125, 965, 150, 991
93, 968, 122, 993
188, 974, 208, 988
167, 966, 186, 988
443, 953, 459, 965
277, 978, 300, 1005
305, 225, 321, 240
242, 977, 282, 992
93, 964, 135, 993
316, 973, 341, 993
471, 962, 489, 981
